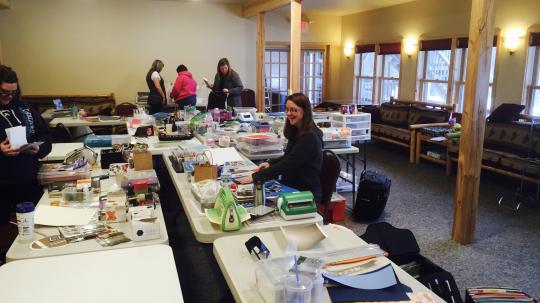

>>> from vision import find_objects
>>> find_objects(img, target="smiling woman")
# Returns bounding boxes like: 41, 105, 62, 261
238, 93, 324, 203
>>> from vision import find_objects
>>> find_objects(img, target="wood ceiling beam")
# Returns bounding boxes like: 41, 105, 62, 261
242, 0, 291, 18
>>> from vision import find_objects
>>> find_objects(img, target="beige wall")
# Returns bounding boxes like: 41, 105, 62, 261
339, 0, 540, 108
265, 9, 342, 100
0, 0, 256, 102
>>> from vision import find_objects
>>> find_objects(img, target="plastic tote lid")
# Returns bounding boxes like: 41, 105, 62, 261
16, 202, 35, 213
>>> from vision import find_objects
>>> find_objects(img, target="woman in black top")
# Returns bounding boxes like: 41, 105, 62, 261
146, 59, 166, 114
238, 93, 323, 203
205, 58, 243, 107
0, 65, 52, 223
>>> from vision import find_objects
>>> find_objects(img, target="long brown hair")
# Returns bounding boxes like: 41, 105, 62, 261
283, 93, 321, 140
149, 59, 164, 73
217, 58, 230, 77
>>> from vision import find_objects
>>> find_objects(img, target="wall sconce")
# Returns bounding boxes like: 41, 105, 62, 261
344, 45, 354, 60
503, 30, 522, 55
403, 37, 418, 58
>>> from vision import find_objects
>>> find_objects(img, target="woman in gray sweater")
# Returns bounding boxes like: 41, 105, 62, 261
206, 58, 244, 107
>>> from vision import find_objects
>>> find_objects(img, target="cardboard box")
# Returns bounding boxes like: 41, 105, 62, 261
133, 151, 153, 171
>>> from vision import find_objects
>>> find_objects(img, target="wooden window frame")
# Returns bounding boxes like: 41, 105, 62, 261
264, 42, 329, 106
525, 45, 540, 115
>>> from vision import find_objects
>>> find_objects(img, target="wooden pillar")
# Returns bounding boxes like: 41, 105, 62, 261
289, 0, 301, 93
256, 12, 266, 112
452, 0, 495, 244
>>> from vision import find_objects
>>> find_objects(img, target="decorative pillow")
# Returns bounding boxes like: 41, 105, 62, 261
486, 103, 525, 123
408, 107, 449, 125
379, 103, 410, 127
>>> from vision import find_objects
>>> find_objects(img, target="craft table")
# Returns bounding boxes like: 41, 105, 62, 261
213, 225, 444, 303
163, 151, 323, 243
49, 116, 126, 127
41, 142, 85, 161
0, 245, 183, 303
6, 178, 169, 262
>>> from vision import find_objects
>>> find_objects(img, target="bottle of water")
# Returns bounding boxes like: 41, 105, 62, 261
71, 103, 78, 119
221, 161, 231, 188
213, 107, 220, 123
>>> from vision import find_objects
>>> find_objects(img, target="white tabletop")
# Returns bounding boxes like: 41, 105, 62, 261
163, 151, 323, 243
0, 245, 183, 303
6, 178, 169, 262
49, 117, 126, 127
213, 225, 445, 303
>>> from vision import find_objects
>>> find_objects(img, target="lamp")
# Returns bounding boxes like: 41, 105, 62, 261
344, 45, 354, 60
503, 30, 522, 55
404, 37, 418, 58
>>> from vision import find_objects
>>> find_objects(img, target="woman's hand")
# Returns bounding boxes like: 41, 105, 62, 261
21, 144, 39, 155
252, 162, 269, 173
237, 175, 253, 184
0, 138, 20, 156
222, 88, 229, 93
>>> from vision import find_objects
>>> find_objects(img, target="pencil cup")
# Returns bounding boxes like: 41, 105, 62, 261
15, 202, 35, 242
284, 274, 312, 303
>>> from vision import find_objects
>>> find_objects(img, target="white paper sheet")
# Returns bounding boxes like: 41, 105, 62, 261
6, 125, 27, 148
206, 147, 243, 166
280, 223, 328, 251
35, 205, 97, 226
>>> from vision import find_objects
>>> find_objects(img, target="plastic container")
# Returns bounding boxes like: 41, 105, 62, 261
238, 133, 281, 146
322, 137, 352, 149
283, 274, 312, 303
238, 142, 284, 155
15, 202, 35, 242
331, 112, 371, 124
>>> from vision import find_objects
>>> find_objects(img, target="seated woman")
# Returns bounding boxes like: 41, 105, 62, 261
170, 64, 197, 110
238, 93, 323, 203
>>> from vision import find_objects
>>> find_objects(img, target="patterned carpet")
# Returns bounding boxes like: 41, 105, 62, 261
340, 142, 540, 301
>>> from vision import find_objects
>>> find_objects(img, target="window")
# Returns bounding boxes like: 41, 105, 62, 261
526, 33, 540, 115
377, 43, 401, 102
453, 37, 498, 112
264, 45, 328, 111
301, 50, 324, 104
264, 49, 288, 112
354, 50, 375, 104
353, 43, 401, 104
417, 39, 453, 104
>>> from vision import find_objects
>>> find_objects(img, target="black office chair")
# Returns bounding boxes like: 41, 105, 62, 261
52, 123, 73, 143
240, 89, 256, 108
207, 91, 227, 110
319, 150, 341, 223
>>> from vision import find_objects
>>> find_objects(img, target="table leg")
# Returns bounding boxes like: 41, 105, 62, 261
415, 133, 421, 164
352, 154, 356, 204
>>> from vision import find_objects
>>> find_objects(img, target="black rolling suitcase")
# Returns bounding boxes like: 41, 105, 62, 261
353, 170, 391, 221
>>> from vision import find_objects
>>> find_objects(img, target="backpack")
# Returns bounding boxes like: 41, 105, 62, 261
353, 170, 391, 221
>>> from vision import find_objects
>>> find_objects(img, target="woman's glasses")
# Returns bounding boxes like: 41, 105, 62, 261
0, 89, 17, 96
285, 107, 300, 113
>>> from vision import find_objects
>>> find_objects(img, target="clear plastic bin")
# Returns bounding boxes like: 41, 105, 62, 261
238, 142, 284, 155
331, 112, 371, 124
323, 137, 352, 149
332, 120, 370, 129
238, 133, 282, 146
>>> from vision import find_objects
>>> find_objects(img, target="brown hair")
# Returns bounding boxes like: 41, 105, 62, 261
217, 58, 230, 76
149, 59, 164, 73
283, 93, 321, 140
